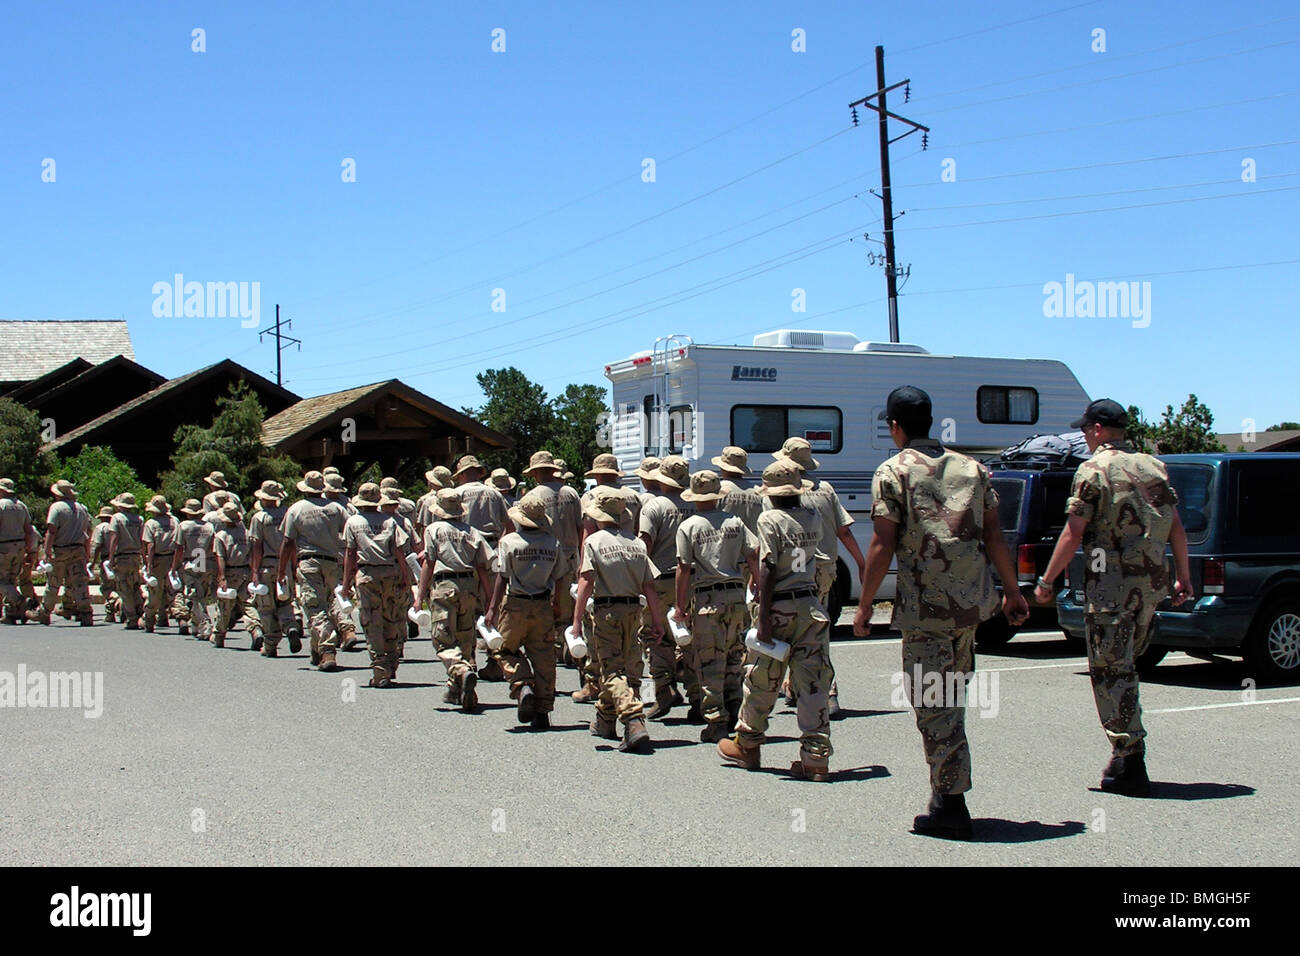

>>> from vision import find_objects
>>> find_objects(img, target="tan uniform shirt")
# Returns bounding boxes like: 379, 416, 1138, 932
756, 506, 825, 592
345, 512, 408, 566
0, 498, 31, 542
456, 480, 509, 543
201, 490, 240, 514
89, 522, 113, 563
498, 528, 563, 595
213, 524, 252, 567
248, 505, 287, 568
109, 512, 145, 554
639, 491, 694, 577
142, 514, 177, 556
580, 527, 655, 598
47, 500, 91, 548
761, 478, 850, 565
531, 480, 582, 573
177, 518, 215, 568
282, 497, 350, 559
719, 479, 763, 534
423, 520, 493, 575
676, 511, 758, 589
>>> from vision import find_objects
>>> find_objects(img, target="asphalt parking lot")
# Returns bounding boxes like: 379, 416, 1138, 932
2, 612, 1296, 866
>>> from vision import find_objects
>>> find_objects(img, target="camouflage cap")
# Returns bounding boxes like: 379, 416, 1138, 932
582, 486, 627, 525
489, 468, 517, 491
254, 480, 286, 502
773, 437, 820, 472
354, 482, 382, 509
203, 471, 228, 489
379, 476, 401, 491
710, 446, 750, 476
652, 455, 689, 491
379, 487, 403, 508
453, 455, 486, 479
297, 471, 326, 495
97, 506, 115, 519
681, 470, 723, 503
113, 492, 139, 510
585, 453, 624, 478
322, 466, 341, 477
218, 500, 244, 523
424, 468, 444, 489
49, 479, 78, 498
634, 456, 662, 481
145, 494, 170, 514
756, 460, 813, 497
522, 450, 563, 477
0, 478, 15, 495
431, 487, 464, 519
508, 491, 552, 531
178, 499, 204, 516
324, 473, 348, 493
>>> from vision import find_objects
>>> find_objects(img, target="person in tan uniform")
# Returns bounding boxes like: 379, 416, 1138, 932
676, 471, 760, 741
712, 447, 762, 533
574, 487, 663, 754
380, 483, 420, 668
321, 472, 362, 651
418, 487, 494, 711
638, 455, 699, 720
141, 495, 178, 632
718, 460, 834, 781
200, 472, 240, 514
213, 501, 258, 650
414, 466, 452, 541
484, 491, 563, 728
342, 483, 414, 688
521, 451, 582, 667
171, 499, 214, 639
249, 481, 299, 657
452, 455, 512, 680
379, 477, 418, 527
37, 480, 93, 627
107, 493, 147, 629
88, 506, 116, 624
279, 471, 351, 671
489, 469, 518, 510
0, 479, 35, 625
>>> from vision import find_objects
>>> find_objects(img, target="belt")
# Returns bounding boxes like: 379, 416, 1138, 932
772, 586, 817, 602
695, 580, 745, 594
358, 562, 398, 569
224, 564, 250, 569
115, 551, 139, 556
0, 538, 25, 544
435, 571, 475, 581
299, 552, 337, 562
54, 543, 86, 550
508, 589, 551, 599
655, 571, 675, 580
151, 551, 175, 557
592, 595, 639, 606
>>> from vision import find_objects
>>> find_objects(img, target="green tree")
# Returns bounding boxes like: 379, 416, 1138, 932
464, 367, 557, 479
0, 397, 56, 521
1266, 422, 1300, 431
1127, 394, 1226, 454
156, 381, 301, 505
57, 446, 153, 516
549, 383, 608, 487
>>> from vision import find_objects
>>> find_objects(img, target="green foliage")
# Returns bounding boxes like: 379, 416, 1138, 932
1266, 422, 1300, 431
0, 397, 56, 519
549, 384, 609, 487
1126, 394, 1226, 454
156, 381, 301, 504
57, 446, 153, 516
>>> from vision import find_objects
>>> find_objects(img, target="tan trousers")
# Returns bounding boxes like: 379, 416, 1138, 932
643, 577, 702, 705
688, 592, 748, 727
215, 568, 253, 640
432, 579, 480, 686
144, 553, 177, 626
42, 547, 92, 621
113, 554, 145, 624
0, 542, 23, 618
357, 567, 405, 681
498, 594, 558, 712
593, 603, 646, 725
254, 562, 297, 648
297, 557, 342, 655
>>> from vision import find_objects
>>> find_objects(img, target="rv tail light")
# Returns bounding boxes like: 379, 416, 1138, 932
631, 356, 652, 367
1202, 558, 1225, 594
1017, 544, 1036, 584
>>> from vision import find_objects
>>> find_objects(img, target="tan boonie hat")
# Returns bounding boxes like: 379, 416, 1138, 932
681, 470, 724, 503
218, 500, 243, 523
324, 473, 348, 493
652, 455, 689, 491
634, 457, 662, 481
431, 487, 464, 520
453, 455, 485, 478
554, 459, 575, 480
97, 506, 114, 518
204, 471, 228, 490
522, 450, 563, 477
323, 466, 341, 477
353, 482, 381, 509
756, 460, 813, 497
489, 468, 516, 491
179, 499, 204, 516
583, 486, 627, 525
711, 446, 750, 476
585, 454, 624, 478
379, 477, 400, 491
508, 492, 552, 531
0, 478, 15, 494
49, 479, 77, 498
379, 487, 403, 508
113, 492, 138, 510
424, 468, 444, 489
255, 480, 286, 502
773, 436, 821, 472
297, 471, 326, 494
146, 495, 170, 514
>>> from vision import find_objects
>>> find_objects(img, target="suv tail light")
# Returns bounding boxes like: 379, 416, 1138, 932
1017, 544, 1036, 584
1203, 558, 1225, 595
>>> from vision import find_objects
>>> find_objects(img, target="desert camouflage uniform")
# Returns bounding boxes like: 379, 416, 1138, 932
346, 509, 410, 684
531, 479, 582, 650
283, 496, 350, 662
0, 495, 32, 622
639, 485, 697, 706
496, 527, 564, 713
175, 516, 216, 638
423, 518, 493, 694
109, 510, 147, 626
42, 499, 93, 624
1068, 441, 1178, 759
249, 504, 297, 651
581, 527, 655, 726
873, 438, 1000, 794
142, 511, 178, 629
88, 518, 116, 620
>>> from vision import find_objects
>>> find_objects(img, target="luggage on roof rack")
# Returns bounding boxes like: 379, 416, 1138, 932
989, 431, 1091, 471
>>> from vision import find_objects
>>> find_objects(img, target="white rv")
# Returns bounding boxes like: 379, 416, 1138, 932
603, 330, 1092, 616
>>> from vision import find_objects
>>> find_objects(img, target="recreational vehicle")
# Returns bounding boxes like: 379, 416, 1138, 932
603, 330, 1092, 619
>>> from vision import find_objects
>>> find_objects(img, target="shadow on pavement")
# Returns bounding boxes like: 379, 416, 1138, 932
1087, 782, 1256, 801
502, 723, 590, 734
1140, 660, 1256, 690
970, 819, 1087, 843
976, 640, 1082, 662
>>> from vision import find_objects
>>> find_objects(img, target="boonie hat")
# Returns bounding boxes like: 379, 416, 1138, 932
756, 460, 812, 497
508, 492, 552, 531
710, 447, 750, 476
585, 454, 624, 479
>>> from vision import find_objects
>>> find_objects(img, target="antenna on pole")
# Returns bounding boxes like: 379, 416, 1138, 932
258, 303, 302, 386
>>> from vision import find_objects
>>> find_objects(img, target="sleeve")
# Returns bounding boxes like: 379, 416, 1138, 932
45, 504, 62, 530
579, 536, 596, 575
549, 540, 564, 582
474, 530, 494, 568
824, 482, 852, 529
497, 538, 513, 578
142, 520, 155, 545
981, 468, 999, 514
675, 521, 693, 567
281, 505, 297, 539
392, 519, 410, 553
638, 499, 656, 537
741, 525, 759, 561
870, 462, 904, 524
214, 533, 229, 560
421, 526, 436, 558
635, 546, 655, 588
343, 518, 359, 550
757, 514, 779, 565
1066, 465, 1102, 521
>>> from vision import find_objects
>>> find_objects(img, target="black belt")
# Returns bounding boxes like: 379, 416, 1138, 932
772, 586, 817, 602
655, 571, 675, 580
695, 580, 745, 594
116, 551, 140, 556
435, 571, 475, 581
0, 538, 24, 543
299, 553, 337, 562
592, 595, 639, 606
151, 551, 175, 557
508, 589, 550, 600
358, 562, 397, 569
55, 544, 86, 550
224, 564, 250, 569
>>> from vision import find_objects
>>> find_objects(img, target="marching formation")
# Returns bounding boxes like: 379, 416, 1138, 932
0, 389, 1191, 840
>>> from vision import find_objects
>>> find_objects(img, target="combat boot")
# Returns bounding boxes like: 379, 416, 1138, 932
645, 689, 676, 721
159, 614, 170, 629
443, 681, 462, 705
261, 643, 278, 658
461, 671, 479, 712
789, 749, 831, 783
717, 735, 761, 770
1101, 753, 1151, 797
700, 721, 728, 743
124, 618, 141, 631
571, 681, 599, 704
340, 629, 360, 652
287, 627, 303, 655
479, 657, 506, 682
685, 702, 705, 725
589, 712, 618, 740
144, 618, 155, 633
178, 624, 190, 635
211, 633, 225, 648
828, 690, 843, 721
78, 615, 93, 628
105, 608, 116, 624
618, 717, 650, 753
318, 652, 338, 672
724, 697, 741, 733
369, 664, 391, 689
249, 631, 263, 652
516, 685, 537, 724
35, 609, 52, 626
530, 713, 550, 730
310, 648, 321, 666
912, 792, 973, 841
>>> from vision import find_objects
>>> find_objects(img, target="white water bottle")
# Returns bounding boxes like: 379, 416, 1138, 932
666, 608, 692, 647
145, 574, 159, 588
334, 585, 353, 612
248, 581, 268, 597
569, 582, 579, 600
86, 562, 94, 577
36, 560, 53, 574
408, 606, 431, 628
745, 627, 790, 662
275, 577, 290, 601
102, 561, 115, 581
168, 571, 182, 590
746, 586, 755, 604
476, 615, 504, 652
564, 625, 588, 659
406, 552, 422, 579
216, 586, 237, 600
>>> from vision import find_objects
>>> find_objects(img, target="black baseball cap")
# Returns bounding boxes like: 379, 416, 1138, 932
878, 385, 932, 421
1071, 398, 1128, 429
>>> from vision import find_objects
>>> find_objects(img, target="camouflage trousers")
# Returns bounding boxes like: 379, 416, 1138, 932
1085, 609, 1152, 758
297, 557, 343, 655
357, 567, 405, 682
112, 554, 145, 625
179, 568, 215, 638
901, 624, 976, 795
737, 595, 833, 759
143, 554, 177, 627
41, 547, 92, 621
552, 570, 576, 648
91, 561, 116, 619
215, 568, 255, 641
643, 577, 702, 705
252, 563, 297, 649
688, 593, 748, 727
432, 580, 480, 687
0, 542, 22, 618
592, 603, 645, 724
498, 594, 557, 713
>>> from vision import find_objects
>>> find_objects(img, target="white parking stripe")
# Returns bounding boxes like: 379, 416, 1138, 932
1148, 696, 1300, 714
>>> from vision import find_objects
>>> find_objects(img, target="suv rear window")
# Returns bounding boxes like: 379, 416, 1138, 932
1166, 463, 1214, 538
1228, 459, 1300, 552
1041, 473, 1073, 536
991, 477, 1025, 533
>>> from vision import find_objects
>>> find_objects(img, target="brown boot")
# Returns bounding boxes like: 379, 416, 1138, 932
340, 629, 360, 651
700, 721, 729, 743
790, 749, 831, 782
369, 664, 391, 688
589, 712, 618, 740
318, 652, 338, 672
645, 689, 675, 721
572, 681, 599, 704
618, 717, 650, 753
717, 735, 761, 770
260, 643, 278, 658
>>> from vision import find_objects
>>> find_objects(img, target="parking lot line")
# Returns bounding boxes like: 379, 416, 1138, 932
1147, 696, 1300, 714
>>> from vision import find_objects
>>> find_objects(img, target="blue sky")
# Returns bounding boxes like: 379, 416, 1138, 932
4, 0, 1297, 437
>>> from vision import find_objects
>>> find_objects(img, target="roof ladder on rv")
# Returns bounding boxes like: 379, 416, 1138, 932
650, 334, 693, 459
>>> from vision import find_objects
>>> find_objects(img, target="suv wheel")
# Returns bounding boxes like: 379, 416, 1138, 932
976, 615, 1017, 648
1246, 599, 1300, 685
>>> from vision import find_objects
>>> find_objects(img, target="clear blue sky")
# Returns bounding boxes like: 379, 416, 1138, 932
4, 0, 1297, 437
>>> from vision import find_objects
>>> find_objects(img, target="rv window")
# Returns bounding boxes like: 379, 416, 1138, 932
730, 405, 842, 453
977, 386, 1039, 425
668, 405, 693, 454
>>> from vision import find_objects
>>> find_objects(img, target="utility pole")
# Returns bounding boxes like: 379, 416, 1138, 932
258, 304, 301, 386
849, 46, 929, 343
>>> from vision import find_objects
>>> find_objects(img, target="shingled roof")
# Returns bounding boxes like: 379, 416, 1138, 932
0, 320, 134, 385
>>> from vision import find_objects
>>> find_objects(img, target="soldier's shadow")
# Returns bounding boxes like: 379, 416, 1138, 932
969, 819, 1088, 843
736, 763, 891, 783
1085, 782, 1256, 800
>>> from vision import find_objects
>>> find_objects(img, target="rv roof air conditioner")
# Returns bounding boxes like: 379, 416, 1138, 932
752, 330, 861, 350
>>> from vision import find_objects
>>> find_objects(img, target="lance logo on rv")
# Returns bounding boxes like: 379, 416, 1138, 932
731, 365, 778, 382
